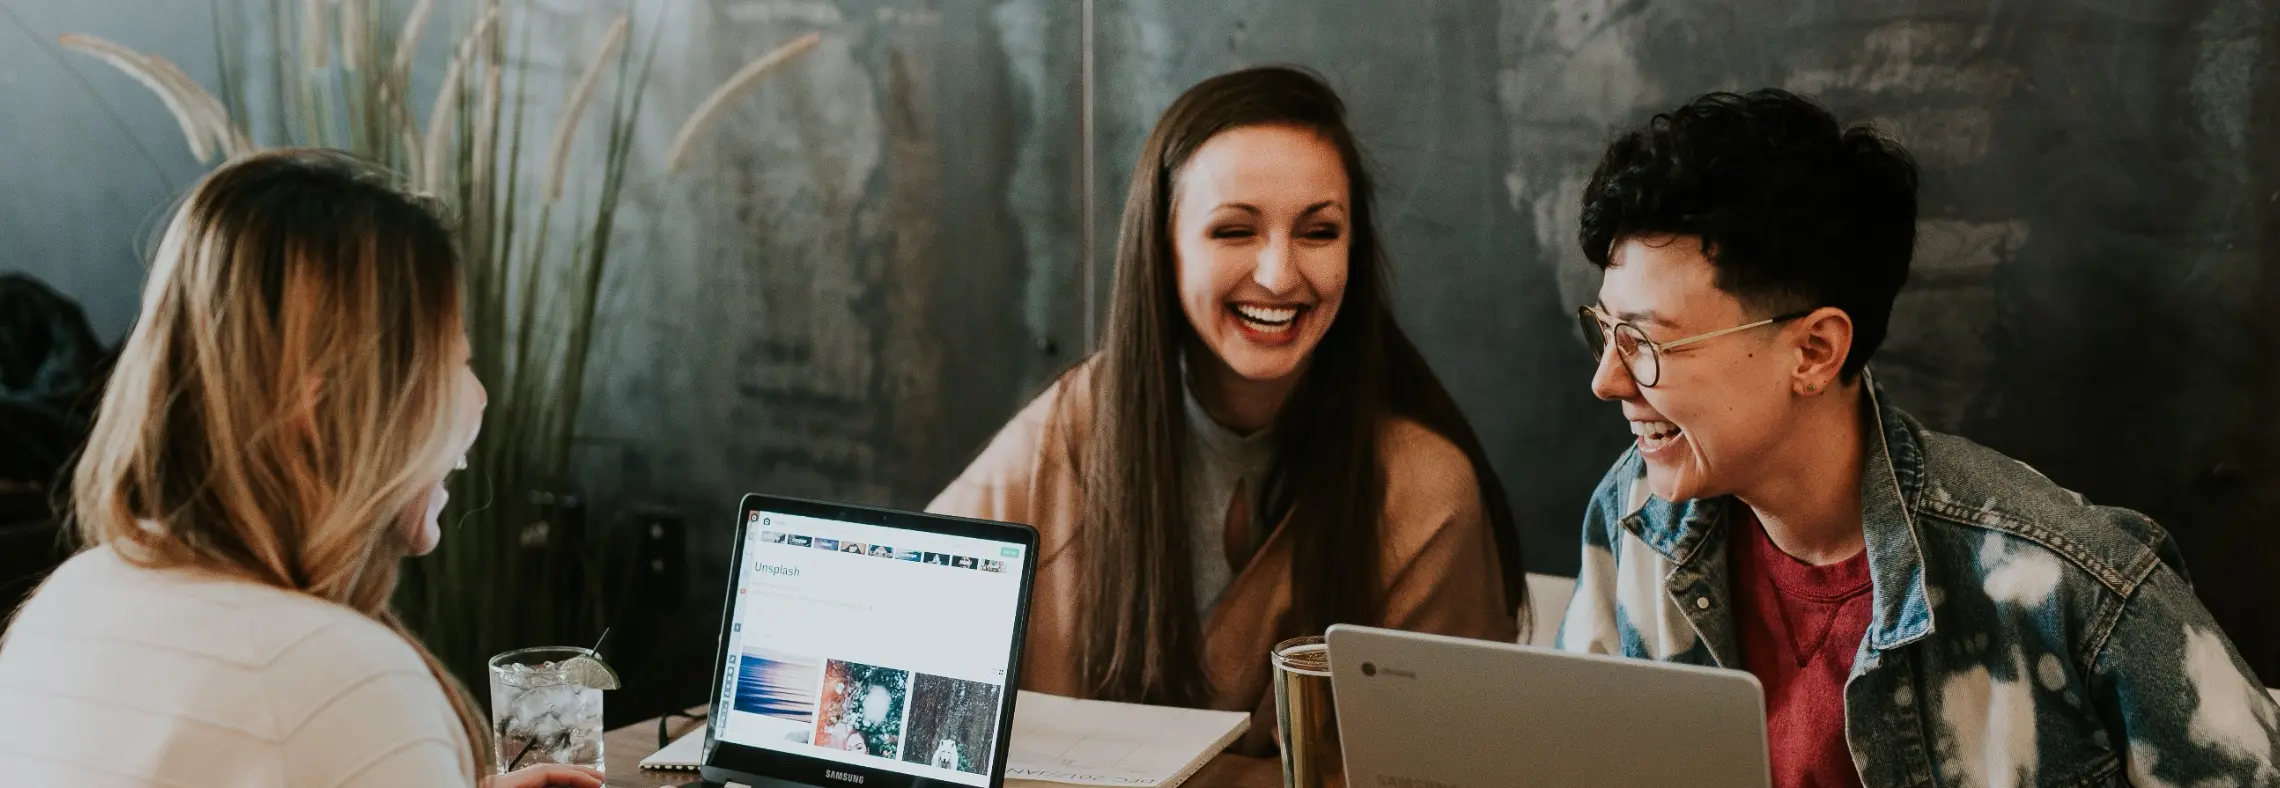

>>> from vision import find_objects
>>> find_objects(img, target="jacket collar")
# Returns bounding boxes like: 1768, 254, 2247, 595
1620, 369, 1937, 652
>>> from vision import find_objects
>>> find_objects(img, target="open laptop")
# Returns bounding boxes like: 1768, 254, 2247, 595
698, 494, 1038, 788
1325, 625, 1770, 788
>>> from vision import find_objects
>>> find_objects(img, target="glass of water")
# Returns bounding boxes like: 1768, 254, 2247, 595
488, 647, 610, 773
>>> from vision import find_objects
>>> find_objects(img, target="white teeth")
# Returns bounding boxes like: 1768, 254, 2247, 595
1628, 420, 1679, 438
1630, 420, 1683, 451
1233, 304, 1299, 326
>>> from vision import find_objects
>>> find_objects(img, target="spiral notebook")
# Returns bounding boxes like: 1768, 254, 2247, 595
639, 727, 707, 771
638, 693, 1249, 787
1002, 691, 1250, 788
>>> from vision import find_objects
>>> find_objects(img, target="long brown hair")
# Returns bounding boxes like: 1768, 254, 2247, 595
68, 149, 491, 778
1080, 66, 1524, 706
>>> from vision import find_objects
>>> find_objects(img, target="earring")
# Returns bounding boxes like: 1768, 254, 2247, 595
1806, 383, 1820, 393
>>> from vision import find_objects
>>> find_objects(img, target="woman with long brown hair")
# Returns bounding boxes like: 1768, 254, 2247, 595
0, 151, 598, 787
931, 66, 1523, 752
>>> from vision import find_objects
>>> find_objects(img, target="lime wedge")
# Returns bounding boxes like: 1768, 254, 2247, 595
561, 655, 621, 691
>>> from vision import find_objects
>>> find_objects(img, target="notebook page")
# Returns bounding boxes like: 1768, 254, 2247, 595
1002, 691, 1250, 787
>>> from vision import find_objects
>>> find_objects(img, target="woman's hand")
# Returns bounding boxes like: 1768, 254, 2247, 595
482, 764, 607, 788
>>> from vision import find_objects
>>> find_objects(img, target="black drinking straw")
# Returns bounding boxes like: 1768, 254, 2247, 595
506, 739, 537, 771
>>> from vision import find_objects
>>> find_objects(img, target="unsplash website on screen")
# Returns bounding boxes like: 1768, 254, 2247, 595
716, 510, 1027, 786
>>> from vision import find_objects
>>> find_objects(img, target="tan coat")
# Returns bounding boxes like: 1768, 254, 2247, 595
927, 363, 1516, 754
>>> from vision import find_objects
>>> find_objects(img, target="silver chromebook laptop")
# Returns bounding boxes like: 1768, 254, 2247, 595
1325, 625, 1771, 788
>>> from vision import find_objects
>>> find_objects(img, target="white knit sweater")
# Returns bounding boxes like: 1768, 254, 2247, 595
0, 546, 473, 786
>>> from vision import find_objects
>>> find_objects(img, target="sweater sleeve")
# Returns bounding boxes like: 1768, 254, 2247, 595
1376, 418, 1520, 644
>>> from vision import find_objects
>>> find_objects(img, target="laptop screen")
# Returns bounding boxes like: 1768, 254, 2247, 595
713, 505, 1029, 786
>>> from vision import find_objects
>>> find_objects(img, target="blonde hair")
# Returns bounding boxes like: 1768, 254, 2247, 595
71, 149, 491, 778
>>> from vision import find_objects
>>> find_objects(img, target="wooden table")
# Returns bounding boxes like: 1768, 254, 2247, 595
600, 710, 1281, 788
601, 708, 705, 788
599, 690, 2280, 787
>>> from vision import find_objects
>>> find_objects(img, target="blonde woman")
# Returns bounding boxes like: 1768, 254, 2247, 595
0, 150, 602, 787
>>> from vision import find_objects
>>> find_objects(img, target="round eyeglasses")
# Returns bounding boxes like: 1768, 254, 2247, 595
1578, 306, 1813, 387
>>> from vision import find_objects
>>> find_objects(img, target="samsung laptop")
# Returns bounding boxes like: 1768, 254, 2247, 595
697, 494, 1039, 788
1326, 625, 1771, 788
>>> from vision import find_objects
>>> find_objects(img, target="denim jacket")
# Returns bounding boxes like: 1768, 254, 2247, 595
1556, 376, 2280, 786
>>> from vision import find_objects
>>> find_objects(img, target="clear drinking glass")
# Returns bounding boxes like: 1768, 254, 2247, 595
489, 646, 607, 773
1272, 635, 1343, 788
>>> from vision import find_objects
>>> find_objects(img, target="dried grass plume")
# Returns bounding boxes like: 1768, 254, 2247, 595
391, 0, 435, 83
300, 0, 330, 71
663, 31, 820, 174
420, 8, 498, 191
339, 0, 368, 72
542, 14, 629, 202
58, 34, 220, 162
143, 56, 251, 160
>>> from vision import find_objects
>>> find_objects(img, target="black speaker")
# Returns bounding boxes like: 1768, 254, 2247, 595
624, 504, 687, 608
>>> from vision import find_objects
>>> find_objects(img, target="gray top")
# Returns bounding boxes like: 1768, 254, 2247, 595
1180, 370, 1276, 619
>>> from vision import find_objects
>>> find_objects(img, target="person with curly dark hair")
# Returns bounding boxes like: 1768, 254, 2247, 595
1556, 89, 2279, 787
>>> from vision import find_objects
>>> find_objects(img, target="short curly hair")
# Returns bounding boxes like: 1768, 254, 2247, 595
1580, 89, 1918, 379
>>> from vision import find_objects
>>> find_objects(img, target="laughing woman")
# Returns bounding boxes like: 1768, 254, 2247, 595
929, 66, 1522, 753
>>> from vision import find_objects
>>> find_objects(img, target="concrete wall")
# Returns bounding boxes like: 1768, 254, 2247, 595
566, 0, 1083, 553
